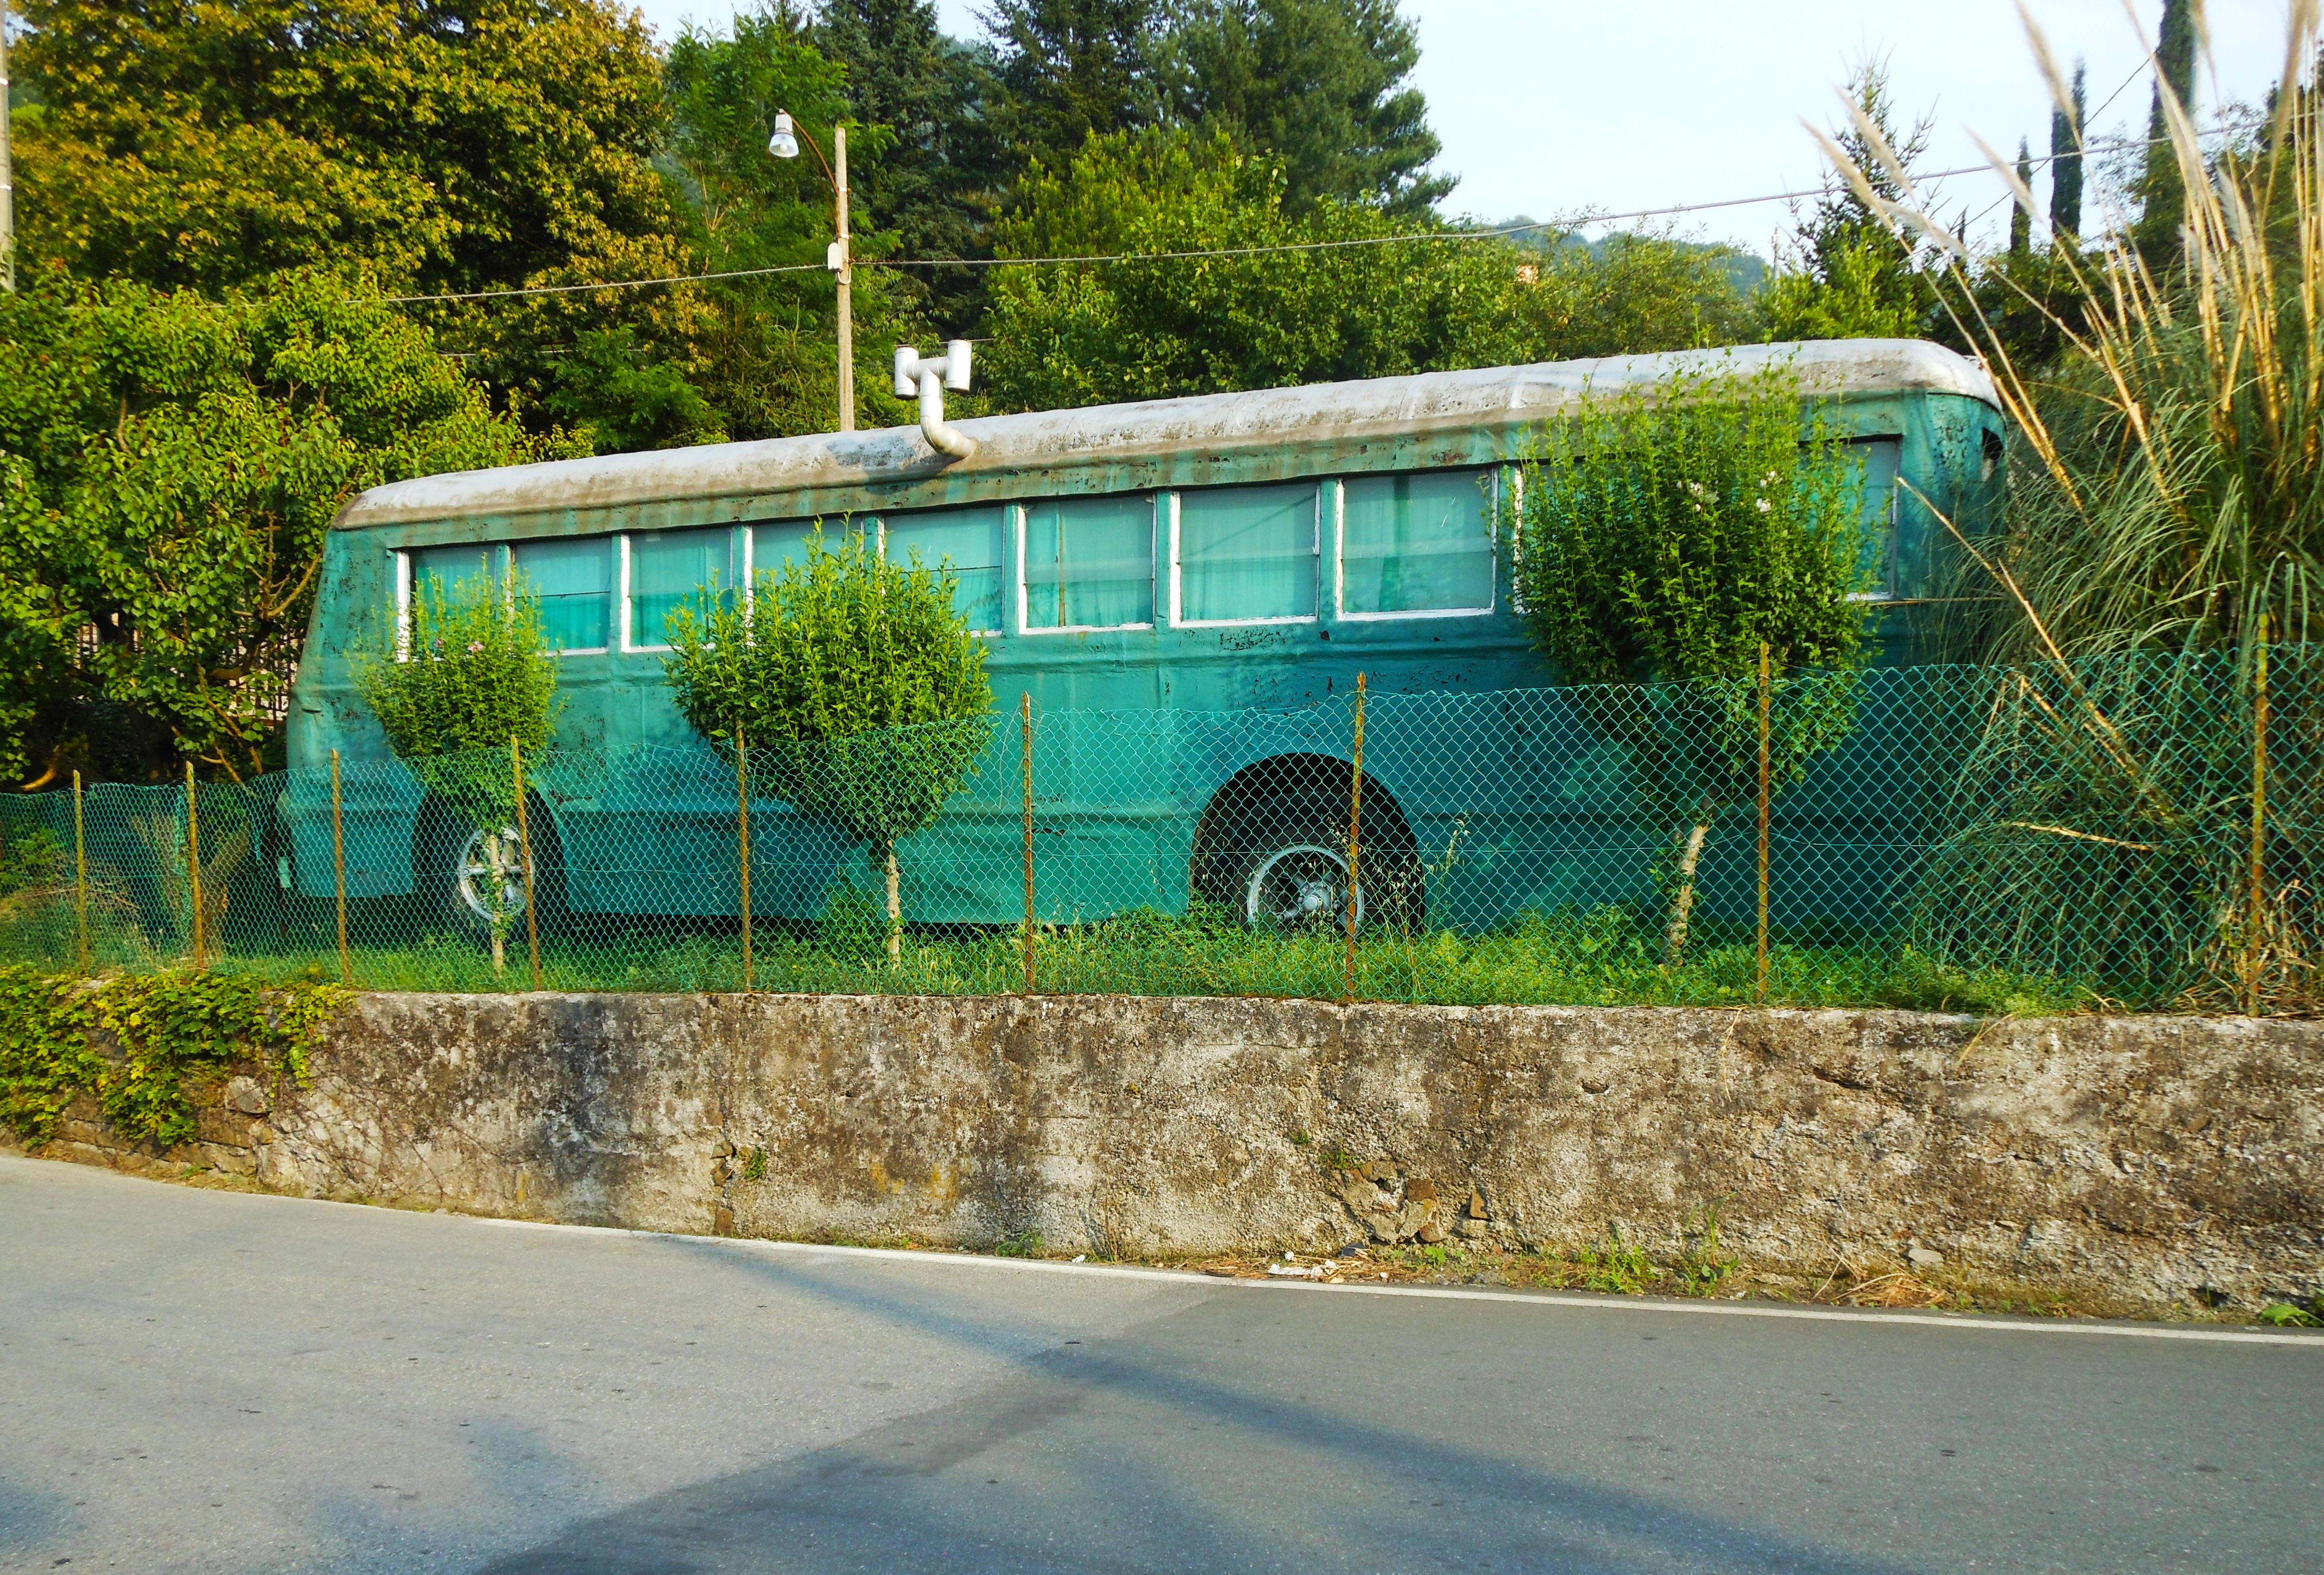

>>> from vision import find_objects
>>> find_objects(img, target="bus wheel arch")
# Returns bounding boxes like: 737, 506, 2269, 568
1189, 754, 1424, 931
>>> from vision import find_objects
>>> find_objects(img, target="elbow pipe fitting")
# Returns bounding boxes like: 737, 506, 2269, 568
892, 341, 976, 460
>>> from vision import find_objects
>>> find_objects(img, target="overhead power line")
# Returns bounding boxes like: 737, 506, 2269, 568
378, 118, 2246, 306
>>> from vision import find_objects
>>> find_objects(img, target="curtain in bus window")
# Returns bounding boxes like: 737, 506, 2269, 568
511, 537, 610, 651
748, 518, 842, 591
1023, 495, 1153, 629
1342, 470, 1494, 615
1178, 483, 1317, 622
1854, 439, 1902, 596
629, 527, 736, 648
410, 544, 496, 607
885, 507, 1006, 631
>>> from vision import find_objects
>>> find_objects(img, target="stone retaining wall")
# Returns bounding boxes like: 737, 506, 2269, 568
16, 991, 2323, 1312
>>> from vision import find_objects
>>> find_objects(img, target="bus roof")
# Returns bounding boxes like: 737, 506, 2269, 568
334, 338, 1997, 533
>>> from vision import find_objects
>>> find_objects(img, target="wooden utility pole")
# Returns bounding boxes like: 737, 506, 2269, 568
834, 124, 854, 433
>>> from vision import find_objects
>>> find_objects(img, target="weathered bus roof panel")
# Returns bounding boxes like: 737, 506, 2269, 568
333, 339, 1998, 535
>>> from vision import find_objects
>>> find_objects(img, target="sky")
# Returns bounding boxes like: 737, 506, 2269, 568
625, 1, 2299, 258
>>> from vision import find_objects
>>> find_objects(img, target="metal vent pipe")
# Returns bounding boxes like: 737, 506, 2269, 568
893, 342, 976, 459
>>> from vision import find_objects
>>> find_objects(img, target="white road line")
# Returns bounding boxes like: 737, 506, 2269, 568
12, 1158, 2314, 1349
463, 1214, 2324, 1348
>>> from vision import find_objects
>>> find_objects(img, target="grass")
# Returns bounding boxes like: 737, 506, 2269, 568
1, 900, 2105, 1013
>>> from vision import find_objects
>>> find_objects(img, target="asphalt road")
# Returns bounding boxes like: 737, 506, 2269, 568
1, 1156, 2317, 1575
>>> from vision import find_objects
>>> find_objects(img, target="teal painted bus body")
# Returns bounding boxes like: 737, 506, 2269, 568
284, 341, 2004, 928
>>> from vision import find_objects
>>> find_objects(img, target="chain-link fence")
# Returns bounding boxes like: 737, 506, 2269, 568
2, 649, 2314, 1011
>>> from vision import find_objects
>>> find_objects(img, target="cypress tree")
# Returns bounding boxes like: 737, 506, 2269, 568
2011, 138, 2033, 258
2050, 59, 2085, 244
2135, 0, 2198, 262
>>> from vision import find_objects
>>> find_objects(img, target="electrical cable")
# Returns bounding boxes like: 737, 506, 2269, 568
378, 111, 2249, 305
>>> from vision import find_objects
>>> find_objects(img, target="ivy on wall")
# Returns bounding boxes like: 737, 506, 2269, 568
0, 967, 347, 1147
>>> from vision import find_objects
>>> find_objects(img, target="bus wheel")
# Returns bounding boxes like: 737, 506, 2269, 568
1239, 839, 1361, 931
416, 801, 563, 946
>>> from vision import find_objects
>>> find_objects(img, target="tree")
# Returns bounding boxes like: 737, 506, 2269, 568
353, 570, 561, 973
980, 128, 1754, 412
1510, 361, 1872, 962
1760, 57, 1935, 341
10, 1, 691, 300
814, 0, 1006, 327
2009, 139, 2034, 258
2134, 0, 2198, 264
2050, 57, 2086, 243
657, 5, 927, 441
983, 0, 1166, 172
0, 270, 575, 788
660, 529, 994, 962
1158, 0, 1449, 214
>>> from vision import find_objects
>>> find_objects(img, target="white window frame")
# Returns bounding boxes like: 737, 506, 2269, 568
393, 548, 413, 661
1017, 494, 1157, 635
509, 535, 611, 657
619, 526, 743, 654
1169, 484, 1321, 630
396, 542, 512, 659
1334, 466, 1499, 623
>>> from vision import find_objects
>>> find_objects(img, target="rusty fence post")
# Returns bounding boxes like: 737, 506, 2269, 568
2248, 633, 2270, 1015
512, 737, 542, 992
73, 770, 88, 974
186, 761, 205, 969
1757, 641, 1772, 1004
1345, 672, 1367, 1004
330, 750, 351, 986
1021, 693, 1035, 995
736, 729, 754, 992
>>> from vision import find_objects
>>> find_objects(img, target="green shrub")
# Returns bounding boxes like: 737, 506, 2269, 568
1509, 359, 1873, 961
354, 570, 560, 970
662, 527, 993, 960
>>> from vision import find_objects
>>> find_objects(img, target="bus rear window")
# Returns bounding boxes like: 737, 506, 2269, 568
1341, 470, 1494, 616
1024, 496, 1153, 630
511, 537, 610, 651
1176, 483, 1318, 624
629, 527, 736, 649
886, 507, 1006, 633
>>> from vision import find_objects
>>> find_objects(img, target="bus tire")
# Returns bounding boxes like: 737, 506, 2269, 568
1197, 787, 1425, 935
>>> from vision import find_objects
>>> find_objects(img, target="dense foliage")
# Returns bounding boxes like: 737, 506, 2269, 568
1511, 361, 1872, 959
0, 271, 571, 787
0, 963, 345, 1147
661, 529, 994, 955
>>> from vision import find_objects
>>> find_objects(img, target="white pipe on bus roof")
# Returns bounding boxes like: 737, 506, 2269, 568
893, 341, 976, 460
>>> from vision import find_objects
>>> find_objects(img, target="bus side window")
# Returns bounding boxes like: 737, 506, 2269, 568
1175, 483, 1318, 625
627, 526, 737, 649
1341, 469, 1495, 616
511, 537, 611, 652
885, 507, 1007, 634
409, 543, 496, 606
1023, 495, 1154, 631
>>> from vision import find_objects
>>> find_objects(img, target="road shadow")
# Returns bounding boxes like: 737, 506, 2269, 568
476, 1246, 1924, 1574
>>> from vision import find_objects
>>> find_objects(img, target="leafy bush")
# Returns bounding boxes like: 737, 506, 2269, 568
662, 527, 994, 959
1509, 359, 1873, 960
354, 570, 560, 970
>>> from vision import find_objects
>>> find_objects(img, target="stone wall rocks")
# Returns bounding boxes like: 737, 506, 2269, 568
11, 991, 2320, 1313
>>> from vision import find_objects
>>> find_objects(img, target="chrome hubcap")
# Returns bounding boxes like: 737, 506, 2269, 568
1246, 843, 1362, 931
454, 827, 526, 922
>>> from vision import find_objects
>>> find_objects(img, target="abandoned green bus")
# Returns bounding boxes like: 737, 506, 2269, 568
282, 339, 2003, 938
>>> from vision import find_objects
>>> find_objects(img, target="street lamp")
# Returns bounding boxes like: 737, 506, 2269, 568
2, 0, 16, 292
768, 110, 854, 433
